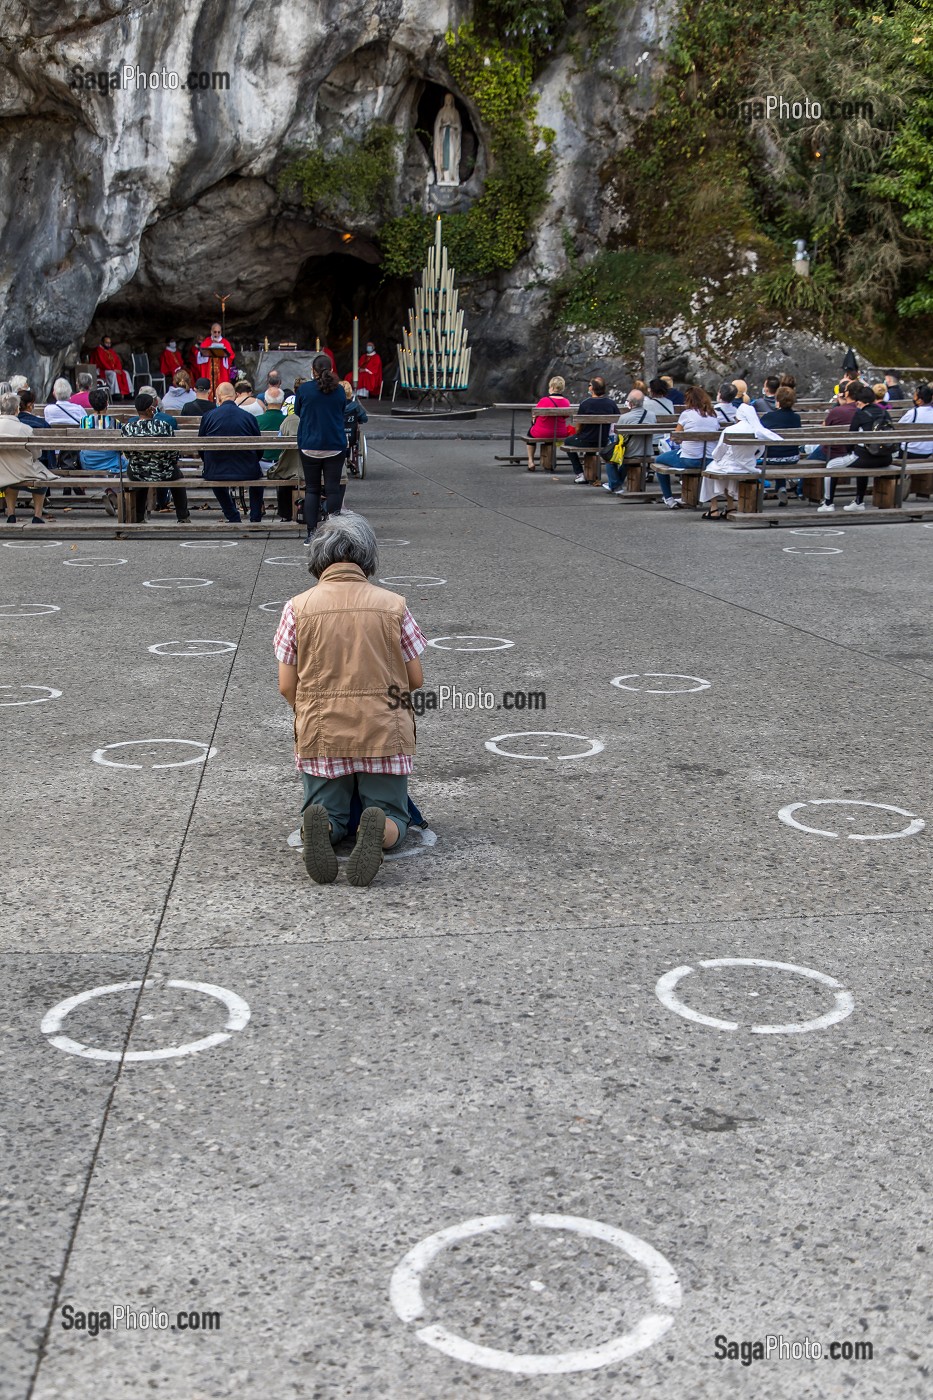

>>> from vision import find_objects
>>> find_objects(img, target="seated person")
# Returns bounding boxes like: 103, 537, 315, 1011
760, 385, 801, 506
121, 392, 190, 524
714, 383, 738, 426
565, 376, 618, 484
526, 376, 571, 471
654, 385, 719, 508
700, 403, 782, 518
80, 386, 125, 515
1, 390, 55, 524
604, 389, 656, 494
233, 378, 264, 417
161, 369, 196, 414
835, 385, 894, 511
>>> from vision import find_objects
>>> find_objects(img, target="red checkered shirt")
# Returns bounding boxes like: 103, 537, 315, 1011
273, 597, 426, 776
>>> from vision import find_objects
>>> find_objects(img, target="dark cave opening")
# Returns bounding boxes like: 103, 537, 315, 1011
86, 249, 415, 383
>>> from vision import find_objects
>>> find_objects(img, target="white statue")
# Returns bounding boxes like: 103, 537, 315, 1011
433, 94, 462, 186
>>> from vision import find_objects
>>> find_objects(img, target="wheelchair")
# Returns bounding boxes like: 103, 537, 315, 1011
345, 423, 367, 479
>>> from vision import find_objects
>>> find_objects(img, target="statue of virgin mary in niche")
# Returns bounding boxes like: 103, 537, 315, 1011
433, 94, 462, 185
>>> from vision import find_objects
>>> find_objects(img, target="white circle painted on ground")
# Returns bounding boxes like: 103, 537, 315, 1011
147, 640, 237, 657
390, 1212, 681, 1375
782, 546, 843, 556
485, 731, 604, 762
41, 978, 250, 1061
91, 739, 216, 770
429, 636, 515, 652
376, 538, 410, 546
62, 557, 127, 567
178, 541, 239, 549
264, 556, 306, 567
259, 600, 286, 613
655, 957, 855, 1035
0, 603, 61, 617
787, 528, 845, 537
380, 575, 447, 587
611, 673, 711, 695
2, 540, 63, 549
142, 577, 213, 589
0, 684, 62, 706
777, 798, 925, 841
287, 826, 438, 861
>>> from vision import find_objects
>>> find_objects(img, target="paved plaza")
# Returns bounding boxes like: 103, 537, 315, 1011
2, 437, 931, 1399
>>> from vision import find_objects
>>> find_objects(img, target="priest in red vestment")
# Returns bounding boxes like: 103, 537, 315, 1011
195, 323, 235, 393
356, 342, 383, 398
160, 341, 184, 379
90, 337, 131, 397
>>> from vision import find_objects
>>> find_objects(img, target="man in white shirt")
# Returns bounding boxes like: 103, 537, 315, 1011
898, 384, 933, 458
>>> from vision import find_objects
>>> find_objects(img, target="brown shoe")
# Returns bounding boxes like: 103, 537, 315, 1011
301, 804, 337, 884
346, 807, 386, 887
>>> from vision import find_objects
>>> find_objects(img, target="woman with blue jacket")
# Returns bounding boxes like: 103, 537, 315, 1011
295, 354, 347, 535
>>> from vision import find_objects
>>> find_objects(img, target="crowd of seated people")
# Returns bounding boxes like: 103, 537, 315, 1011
523, 368, 933, 513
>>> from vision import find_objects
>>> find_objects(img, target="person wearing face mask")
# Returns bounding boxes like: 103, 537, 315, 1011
90, 335, 131, 397
356, 341, 382, 398
160, 340, 185, 380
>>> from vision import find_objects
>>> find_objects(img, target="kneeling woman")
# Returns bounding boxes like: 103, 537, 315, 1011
274, 512, 427, 887
700, 403, 782, 518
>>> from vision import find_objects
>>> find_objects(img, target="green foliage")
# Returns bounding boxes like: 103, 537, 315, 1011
582, 0, 628, 57
278, 126, 401, 222
606, 0, 933, 331
381, 24, 553, 279
755, 262, 839, 318
475, 0, 567, 59
552, 250, 697, 351
446, 23, 534, 123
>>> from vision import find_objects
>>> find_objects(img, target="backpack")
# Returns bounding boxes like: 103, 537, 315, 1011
864, 407, 893, 457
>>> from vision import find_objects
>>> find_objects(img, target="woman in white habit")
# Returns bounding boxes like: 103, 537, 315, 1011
700, 402, 783, 518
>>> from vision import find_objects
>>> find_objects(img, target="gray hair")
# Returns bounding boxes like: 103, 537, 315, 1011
306, 510, 378, 579
9, 374, 28, 392
264, 387, 285, 405
0, 391, 21, 415
52, 377, 73, 401
77, 372, 93, 389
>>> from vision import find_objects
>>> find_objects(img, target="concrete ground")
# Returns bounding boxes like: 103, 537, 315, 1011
1, 438, 930, 1400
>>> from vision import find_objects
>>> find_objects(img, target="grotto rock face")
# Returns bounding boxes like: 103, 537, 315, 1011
0, 0, 674, 396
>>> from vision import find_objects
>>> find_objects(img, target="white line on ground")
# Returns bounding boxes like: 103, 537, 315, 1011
777, 798, 925, 840
90, 739, 217, 769
611, 673, 711, 694
655, 957, 855, 1034
390, 1212, 680, 1375
485, 732, 604, 761
40, 978, 250, 1061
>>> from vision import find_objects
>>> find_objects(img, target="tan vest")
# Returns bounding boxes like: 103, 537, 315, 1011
292, 563, 416, 759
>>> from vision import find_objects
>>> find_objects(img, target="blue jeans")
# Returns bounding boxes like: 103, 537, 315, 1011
605, 453, 625, 491
212, 486, 264, 522
654, 447, 684, 500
